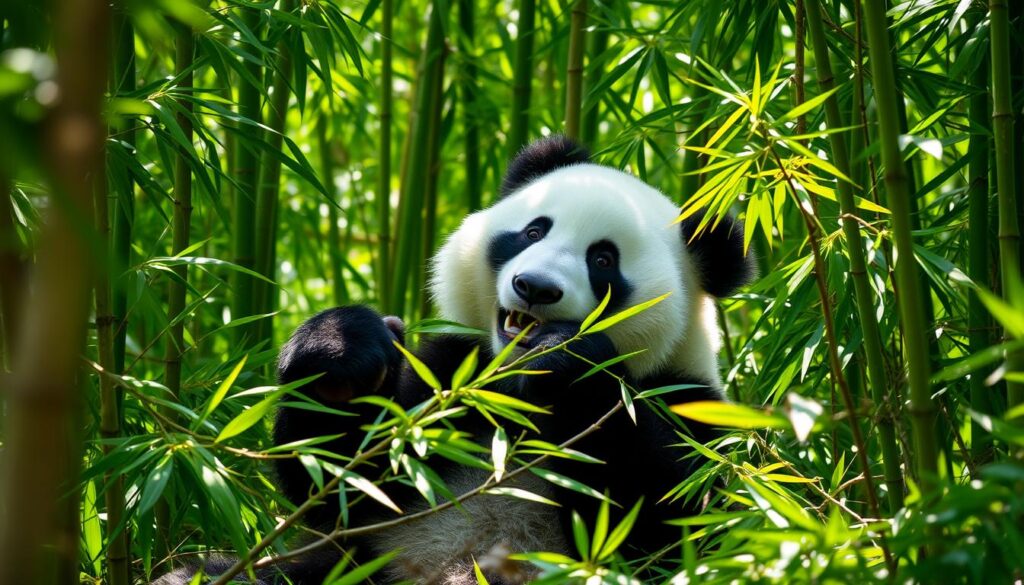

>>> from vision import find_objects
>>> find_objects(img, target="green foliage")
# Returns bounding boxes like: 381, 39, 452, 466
2, 0, 1024, 584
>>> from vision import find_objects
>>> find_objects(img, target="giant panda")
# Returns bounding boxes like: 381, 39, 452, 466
157, 136, 753, 585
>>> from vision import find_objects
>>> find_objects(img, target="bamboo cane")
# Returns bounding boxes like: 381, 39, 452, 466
989, 0, 1024, 408
564, 0, 587, 139
378, 0, 394, 310
508, 0, 536, 157
806, 0, 904, 512
861, 0, 939, 494
459, 0, 482, 211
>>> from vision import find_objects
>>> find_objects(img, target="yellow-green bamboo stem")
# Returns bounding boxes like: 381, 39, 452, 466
0, 0, 108, 581
990, 0, 1024, 408
377, 0, 395, 310
111, 6, 135, 373
579, 10, 609, 148
806, 0, 903, 512
862, 0, 939, 494
564, 0, 587, 139
508, 0, 536, 157
390, 3, 444, 317
318, 118, 350, 306
253, 0, 294, 343
417, 47, 447, 319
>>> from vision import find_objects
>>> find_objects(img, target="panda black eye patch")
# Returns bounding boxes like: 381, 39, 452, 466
487, 216, 553, 271
587, 240, 633, 312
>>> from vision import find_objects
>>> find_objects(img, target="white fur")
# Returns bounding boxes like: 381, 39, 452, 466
430, 164, 724, 386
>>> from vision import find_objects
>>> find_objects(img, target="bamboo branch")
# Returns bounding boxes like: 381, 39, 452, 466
564, 0, 588, 139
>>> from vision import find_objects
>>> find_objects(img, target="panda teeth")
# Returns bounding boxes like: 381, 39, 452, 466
504, 310, 540, 337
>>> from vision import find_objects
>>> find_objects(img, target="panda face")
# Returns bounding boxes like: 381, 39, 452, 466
431, 163, 705, 379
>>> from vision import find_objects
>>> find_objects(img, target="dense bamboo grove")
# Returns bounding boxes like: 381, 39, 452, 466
1, 0, 1024, 583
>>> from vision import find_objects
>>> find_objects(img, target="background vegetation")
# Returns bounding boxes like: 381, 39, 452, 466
1, 0, 1023, 583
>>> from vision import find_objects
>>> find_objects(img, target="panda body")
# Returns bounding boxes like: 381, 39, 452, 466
155, 137, 752, 585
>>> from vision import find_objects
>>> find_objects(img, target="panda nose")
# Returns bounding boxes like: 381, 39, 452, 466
512, 273, 563, 305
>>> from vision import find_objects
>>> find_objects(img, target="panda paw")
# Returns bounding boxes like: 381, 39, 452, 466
277, 306, 405, 403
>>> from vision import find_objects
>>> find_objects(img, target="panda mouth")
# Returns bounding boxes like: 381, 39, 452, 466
498, 308, 543, 344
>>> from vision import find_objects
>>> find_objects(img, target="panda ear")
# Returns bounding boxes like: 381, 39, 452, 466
680, 212, 756, 298
500, 135, 591, 198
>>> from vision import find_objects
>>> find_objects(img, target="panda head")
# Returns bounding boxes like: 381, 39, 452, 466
430, 136, 753, 383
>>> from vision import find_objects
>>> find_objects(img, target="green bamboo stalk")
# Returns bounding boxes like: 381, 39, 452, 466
231, 6, 263, 342
579, 9, 608, 148
377, 0, 394, 310
990, 0, 1024, 408
507, 0, 536, 157
0, 175, 23, 370
318, 118, 350, 306
390, 3, 444, 317
458, 0, 482, 211
861, 0, 939, 494
967, 10, 994, 459
253, 0, 294, 343
93, 8, 133, 584
0, 0, 108, 581
111, 6, 135, 373
417, 48, 447, 319
806, 0, 903, 512
564, 0, 587, 139
156, 21, 195, 565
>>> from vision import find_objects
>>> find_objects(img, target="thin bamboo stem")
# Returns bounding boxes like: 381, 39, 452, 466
861, 0, 939, 495
967, 9, 993, 460
989, 0, 1024, 408
390, 4, 445, 317
111, 6, 135, 373
417, 48, 447, 319
377, 0, 394, 310
579, 8, 609, 148
508, 0, 536, 157
93, 8, 133, 584
231, 6, 263, 343
0, 0, 108, 581
458, 0, 481, 211
806, 0, 903, 512
318, 118, 349, 306
254, 1, 294, 343
564, 0, 587, 139
157, 21, 194, 565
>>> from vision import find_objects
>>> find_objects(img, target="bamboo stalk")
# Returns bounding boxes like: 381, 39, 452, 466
253, 0, 294, 343
0, 174, 24, 370
989, 0, 1024, 408
0, 0, 108, 581
377, 0, 394, 310
861, 0, 939, 494
318, 117, 350, 306
156, 20, 195, 565
417, 47, 447, 319
92, 8, 134, 584
579, 8, 608, 148
458, 0, 481, 211
564, 0, 587, 139
967, 9, 993, 459
390, 4, 445, 317
508, 0, 536, 157
231, 6, 263, 342
111, 6, 135, 373
806, 0, 903, 512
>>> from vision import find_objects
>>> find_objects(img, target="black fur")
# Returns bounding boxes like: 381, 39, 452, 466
680, 213, 756, 298
487, 216, 552, 272
499, 135, 591, 197
585, 240, 633, 313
